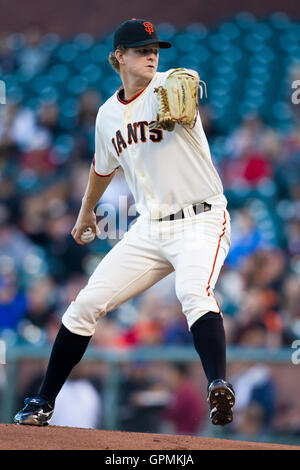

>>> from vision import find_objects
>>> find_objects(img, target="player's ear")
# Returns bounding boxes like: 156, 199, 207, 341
115, 48, 126, 66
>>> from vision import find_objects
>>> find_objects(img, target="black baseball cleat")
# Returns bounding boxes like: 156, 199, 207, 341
207, 379, 235, 426
14, 397, 54, 426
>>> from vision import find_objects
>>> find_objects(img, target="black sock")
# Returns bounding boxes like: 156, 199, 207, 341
190, 311, 226, 385
38, 323, 92, 406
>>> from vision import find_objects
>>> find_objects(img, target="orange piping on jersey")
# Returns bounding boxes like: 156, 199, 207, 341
215, 297, 222, 314
206, 210, 227, 312
93, 154, 118, 177
117, 85, 148, 105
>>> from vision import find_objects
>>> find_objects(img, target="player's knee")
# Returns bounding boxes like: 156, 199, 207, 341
176, 283, 221, 329
186, 308, 222, 330
176, 281, 208, 306
62, 288, 109, 336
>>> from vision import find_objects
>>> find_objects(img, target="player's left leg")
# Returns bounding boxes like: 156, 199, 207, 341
162, 206, 235, 425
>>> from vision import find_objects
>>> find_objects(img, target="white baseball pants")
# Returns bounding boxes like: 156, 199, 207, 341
62, 205, 231, 336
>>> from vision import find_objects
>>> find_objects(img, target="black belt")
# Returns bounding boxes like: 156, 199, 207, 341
158, 202, 211, 222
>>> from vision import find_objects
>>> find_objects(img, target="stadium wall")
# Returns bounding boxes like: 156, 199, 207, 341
1, 0, 299, 37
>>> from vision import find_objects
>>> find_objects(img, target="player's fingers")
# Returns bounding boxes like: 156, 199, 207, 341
88, 224, 100, 238
74, 234, 85, 246
72, 227, 85, 245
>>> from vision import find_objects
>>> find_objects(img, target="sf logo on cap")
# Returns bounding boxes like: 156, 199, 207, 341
143, 22, 154, 35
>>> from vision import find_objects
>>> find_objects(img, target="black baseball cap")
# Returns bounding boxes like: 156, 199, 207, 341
113, 19, 172, 51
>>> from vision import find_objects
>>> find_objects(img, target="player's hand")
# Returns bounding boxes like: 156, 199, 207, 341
71, 209, 99, 245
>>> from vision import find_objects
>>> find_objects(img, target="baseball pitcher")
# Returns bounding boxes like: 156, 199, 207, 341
15, 19, 235, 428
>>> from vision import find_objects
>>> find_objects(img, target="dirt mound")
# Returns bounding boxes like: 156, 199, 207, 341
0, 424, 299, 450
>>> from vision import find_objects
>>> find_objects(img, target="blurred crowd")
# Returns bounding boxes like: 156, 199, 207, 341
0, 25, 300, 439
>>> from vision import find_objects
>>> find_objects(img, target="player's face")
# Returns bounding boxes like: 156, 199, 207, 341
120, 44, 159, 81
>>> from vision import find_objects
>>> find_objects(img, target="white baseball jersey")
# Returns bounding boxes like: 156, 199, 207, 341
94, 69, 227, 220
63, 70, 232, 335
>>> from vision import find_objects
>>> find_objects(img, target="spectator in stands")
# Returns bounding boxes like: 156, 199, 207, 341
222, 113, 279, 190
20, 128, 57, 175
0, 34, 17, 72
21, 363, 102, 428
17, 25, 48, 76
280, 275, 300, 344
119, 362, 169, 433
225, 113, 278, 160
74, 90, 102, 161
19, 193, 49, 245
0, 216, 37, 273
0, 102, 39, 152
24, 276, 57, 329
37, 102, 63, 139
225, 209, 262, 268
91, 317, 129, 349
162, 305, 192, 345
232, 285, 283, 348
286, 219, 300, 257
0, 274, 27, 330
161, 363, 206, 435
50, 364, 102, 429
230, 364, 277, 436
43, 207, 89, 282
242, 249, 286, 290
233, 320, 269, 348
199, 104, 221, 140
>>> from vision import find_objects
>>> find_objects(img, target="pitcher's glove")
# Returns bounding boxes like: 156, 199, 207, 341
151, 68, 206, 132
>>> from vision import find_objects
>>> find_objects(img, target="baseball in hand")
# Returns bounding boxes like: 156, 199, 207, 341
80, 227, 96, 243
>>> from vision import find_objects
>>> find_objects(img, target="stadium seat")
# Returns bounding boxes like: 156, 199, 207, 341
2, 16, 296, 133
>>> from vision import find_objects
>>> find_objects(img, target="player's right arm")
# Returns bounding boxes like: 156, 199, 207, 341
72, 107, 119, 245
71, 165, 116, 245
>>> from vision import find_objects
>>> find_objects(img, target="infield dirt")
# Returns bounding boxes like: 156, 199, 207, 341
0, 423, 299, 450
